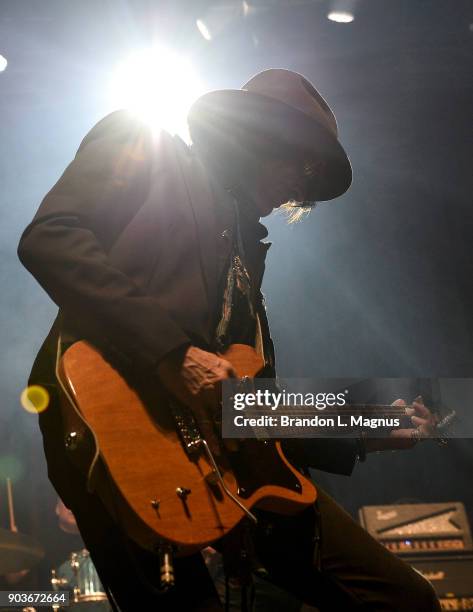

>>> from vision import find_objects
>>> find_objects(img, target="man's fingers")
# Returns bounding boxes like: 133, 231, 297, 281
411, 416, 436, 436
412, 401, 430, 418
391, 398, 406, 406
226, 365, 237, 378
157, 345, 235, 456
219, 358, 237, 379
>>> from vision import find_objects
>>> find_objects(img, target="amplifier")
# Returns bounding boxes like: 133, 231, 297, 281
407, 555, 473, 610
358, 502, 472, 555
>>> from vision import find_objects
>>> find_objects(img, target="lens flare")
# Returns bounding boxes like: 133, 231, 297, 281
20, 385, 50, 414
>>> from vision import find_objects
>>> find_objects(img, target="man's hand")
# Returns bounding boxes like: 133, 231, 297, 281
157, 345, 236, 455
365, 397, 438, 453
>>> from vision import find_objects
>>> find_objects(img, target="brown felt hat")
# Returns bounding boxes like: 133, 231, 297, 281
187, 68, 352, 201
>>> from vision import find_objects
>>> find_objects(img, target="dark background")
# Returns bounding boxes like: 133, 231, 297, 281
1, 0, 472, 586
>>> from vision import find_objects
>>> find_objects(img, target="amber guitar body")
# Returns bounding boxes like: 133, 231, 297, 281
57, 341, 317, 555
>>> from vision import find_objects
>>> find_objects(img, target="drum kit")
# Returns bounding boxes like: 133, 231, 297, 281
1, 479, 111, 612
50, 549, 111, 611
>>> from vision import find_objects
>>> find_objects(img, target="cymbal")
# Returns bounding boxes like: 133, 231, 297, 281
0, 528, 44, 574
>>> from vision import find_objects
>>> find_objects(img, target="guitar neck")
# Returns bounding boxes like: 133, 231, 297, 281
271, 403, 410, 437
280, 403, 408, 417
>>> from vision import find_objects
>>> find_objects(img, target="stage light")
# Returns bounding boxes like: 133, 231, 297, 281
0, 55, 7, 72
108, 45, 205, 142
327, 10, 354, 23
196, 19, 212, 41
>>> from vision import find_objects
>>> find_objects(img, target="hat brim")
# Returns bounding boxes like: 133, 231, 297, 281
188, 89, 352, 201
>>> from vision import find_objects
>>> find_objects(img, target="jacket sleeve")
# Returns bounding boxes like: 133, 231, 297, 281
18, 110, 190, 370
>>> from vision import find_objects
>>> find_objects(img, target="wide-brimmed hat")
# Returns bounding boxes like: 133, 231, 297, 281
187, 68, 352, 201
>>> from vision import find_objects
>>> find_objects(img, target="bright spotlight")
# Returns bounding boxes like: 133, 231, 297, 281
109, 45, 205, 142
0, 55, 7, 72
327, 11, 354, 23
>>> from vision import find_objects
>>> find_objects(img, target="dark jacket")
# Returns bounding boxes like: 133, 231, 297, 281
18, 111, 357, 498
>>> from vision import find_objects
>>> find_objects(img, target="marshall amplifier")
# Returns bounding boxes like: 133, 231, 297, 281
407, 555, 473, 610
358, 502, 472, 556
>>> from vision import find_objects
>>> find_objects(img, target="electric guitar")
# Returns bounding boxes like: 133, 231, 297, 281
56, 341, 316, 557
56, 341, 454, 558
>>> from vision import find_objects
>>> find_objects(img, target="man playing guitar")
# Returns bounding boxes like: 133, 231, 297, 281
18, 69, 440, 610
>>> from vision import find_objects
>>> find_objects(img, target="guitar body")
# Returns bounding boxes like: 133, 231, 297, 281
57, 341, 317, 555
